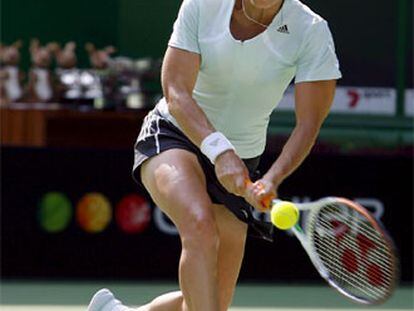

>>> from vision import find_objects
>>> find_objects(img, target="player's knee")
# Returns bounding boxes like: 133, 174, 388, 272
181, 210, 219, 253
152, 162, 184, 197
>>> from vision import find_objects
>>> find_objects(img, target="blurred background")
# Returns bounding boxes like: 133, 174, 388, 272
0, 0, 413, 310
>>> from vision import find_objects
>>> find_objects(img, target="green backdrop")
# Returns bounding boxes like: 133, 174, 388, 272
118, 0, 180, 59
1, 0, 118, 69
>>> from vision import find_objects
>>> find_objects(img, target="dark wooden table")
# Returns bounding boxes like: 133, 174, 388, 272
1, 103, 149, 148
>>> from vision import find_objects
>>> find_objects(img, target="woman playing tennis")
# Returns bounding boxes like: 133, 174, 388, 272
88, 0, 341, 310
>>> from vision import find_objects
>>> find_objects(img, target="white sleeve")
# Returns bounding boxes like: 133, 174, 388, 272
295, 20, 342, 83
168, 0, 201, 54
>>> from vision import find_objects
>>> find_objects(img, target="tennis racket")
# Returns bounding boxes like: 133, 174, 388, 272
270, 197, 398, 305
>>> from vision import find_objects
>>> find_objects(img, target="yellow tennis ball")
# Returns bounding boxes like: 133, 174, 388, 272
270, 201, 299, 230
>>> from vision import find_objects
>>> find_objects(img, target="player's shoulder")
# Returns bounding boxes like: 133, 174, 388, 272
196, 0, 232, 36
265, 0, 331, 64
287, 0, 328, 31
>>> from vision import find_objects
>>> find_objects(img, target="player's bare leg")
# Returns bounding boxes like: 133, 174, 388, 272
139, 149, 220, 311
214, 203, 247, 310
88, 149, 248, 311
136, 203, 247, 311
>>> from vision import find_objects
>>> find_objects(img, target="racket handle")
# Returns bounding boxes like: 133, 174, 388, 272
261, 195, 273, 209
245, 179, 274, 209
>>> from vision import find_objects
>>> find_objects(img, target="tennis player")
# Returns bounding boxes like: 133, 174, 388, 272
88, 0, 341, 310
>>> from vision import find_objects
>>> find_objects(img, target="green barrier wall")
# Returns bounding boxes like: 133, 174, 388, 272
118, 0, 180, 59
1, 0, 118, 70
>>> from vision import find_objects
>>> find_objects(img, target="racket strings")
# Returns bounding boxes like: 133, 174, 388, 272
318, 236, 393, 280
309, 202, 395, 303
315, 243, 389, 300
316, 242, 392, 298
313, 240, 390, 301
318, 219, 394, 266
315, 214, 392, 283
326, 268, 386, 299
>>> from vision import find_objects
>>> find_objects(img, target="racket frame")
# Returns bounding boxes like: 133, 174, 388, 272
283, 197, 398, 305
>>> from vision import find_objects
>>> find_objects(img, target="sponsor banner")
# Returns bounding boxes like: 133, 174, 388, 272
278, 86, 396, 115
1, 147, 412, 282
405, 89, 414, 117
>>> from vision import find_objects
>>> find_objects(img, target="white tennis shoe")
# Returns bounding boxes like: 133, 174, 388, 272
87, 288, 131, 311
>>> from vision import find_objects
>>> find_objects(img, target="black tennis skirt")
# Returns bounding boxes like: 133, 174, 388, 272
132, 106, 273, 241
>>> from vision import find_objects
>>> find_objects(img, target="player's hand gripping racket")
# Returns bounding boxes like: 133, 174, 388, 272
269, 197, 398, 305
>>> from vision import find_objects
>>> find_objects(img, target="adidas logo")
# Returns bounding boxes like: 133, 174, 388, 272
277, 24, 289, 34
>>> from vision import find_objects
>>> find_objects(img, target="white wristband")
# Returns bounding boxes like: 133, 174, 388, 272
200, 132, 235, 164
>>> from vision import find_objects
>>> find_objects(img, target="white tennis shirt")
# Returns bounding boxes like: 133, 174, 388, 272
158, 0, 342, 159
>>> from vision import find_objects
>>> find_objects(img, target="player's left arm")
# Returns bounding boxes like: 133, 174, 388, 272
248, 80, 336, 206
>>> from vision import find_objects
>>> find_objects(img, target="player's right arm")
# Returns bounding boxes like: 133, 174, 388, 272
162, 46, 248, 196
162, 46, 210, 145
